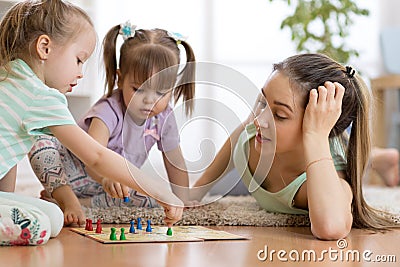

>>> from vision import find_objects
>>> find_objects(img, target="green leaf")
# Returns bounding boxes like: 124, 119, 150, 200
268, 0, 369, 63
11, 208, 20, 224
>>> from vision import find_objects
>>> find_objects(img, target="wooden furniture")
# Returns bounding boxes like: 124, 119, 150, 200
372, 27, 400, 148
371, 74, 400, 148
1, 225, 399, 267
370, 75, 400, 185
368, 28, 400, 185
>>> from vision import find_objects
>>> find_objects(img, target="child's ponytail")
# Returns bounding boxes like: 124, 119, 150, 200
174, 40, 196, 116
103, 24, 197, 115
103, 25, 120, 97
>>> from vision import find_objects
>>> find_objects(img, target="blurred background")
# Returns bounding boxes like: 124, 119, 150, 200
1, 0, 399, 195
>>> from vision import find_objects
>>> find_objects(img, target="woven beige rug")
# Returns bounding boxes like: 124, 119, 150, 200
83, 186, 400, 226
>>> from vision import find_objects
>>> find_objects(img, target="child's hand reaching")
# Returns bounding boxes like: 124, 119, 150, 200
101, 177, 130, 200
163, 205, 183, 227
302, 81, 345, 139
158, 194, 184, 227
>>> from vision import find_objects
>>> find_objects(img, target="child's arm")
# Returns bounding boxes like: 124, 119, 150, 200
49, 124, 183, 225
192, 95, 261, 201
84, 118, 130, 199
191, 123, 246, 201
162, 146, 189, 202
0, 166, 17, 192
302, 82, 353, 240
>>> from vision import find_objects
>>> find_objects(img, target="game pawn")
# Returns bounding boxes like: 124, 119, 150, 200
95, 219, 102, 234
166, 227, 173, 236
120, 228, 126, 240
137, 217, 142, 230
146, 219, 152, 233
85, 219, 90, 231
109, 227, 117, 241
87, 219, 93, 231
129, 220, 135, 234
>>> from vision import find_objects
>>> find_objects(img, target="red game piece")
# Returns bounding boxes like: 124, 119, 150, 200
87, 219, 93, 231
85, 219, 90, 231
95, 219, 102, 233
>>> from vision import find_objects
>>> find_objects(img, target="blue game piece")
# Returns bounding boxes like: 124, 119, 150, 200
123, 196, 130, 202
129, 220, 135, 234
146, 219, 152, 232
137, 217, 142, 230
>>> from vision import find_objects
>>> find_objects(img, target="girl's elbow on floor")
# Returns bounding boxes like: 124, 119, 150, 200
311, 218, 352, 240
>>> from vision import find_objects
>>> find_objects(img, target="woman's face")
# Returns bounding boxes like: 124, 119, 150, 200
254, 71, 305, 155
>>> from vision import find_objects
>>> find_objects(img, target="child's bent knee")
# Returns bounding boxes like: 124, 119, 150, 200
0, 202, 52, 246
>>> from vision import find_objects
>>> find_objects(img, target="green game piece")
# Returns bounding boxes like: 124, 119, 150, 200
109, 227, 117, 241
166, 227, 173, 236
120, 228, 126, 240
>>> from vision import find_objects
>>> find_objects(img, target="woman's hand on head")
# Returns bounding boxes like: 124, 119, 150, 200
302, 81, 345, 139
101, 177, 130, 199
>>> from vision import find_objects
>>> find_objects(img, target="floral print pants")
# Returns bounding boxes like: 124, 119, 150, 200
29, 135, 158, 208
0, 194, 53, 246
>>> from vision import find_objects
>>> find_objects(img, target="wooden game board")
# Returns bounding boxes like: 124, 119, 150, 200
70, 225, 248, 244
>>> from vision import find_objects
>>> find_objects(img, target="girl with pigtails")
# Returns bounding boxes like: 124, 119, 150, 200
29, 21, 196, 226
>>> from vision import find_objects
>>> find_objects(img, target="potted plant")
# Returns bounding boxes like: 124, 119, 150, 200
268, 0, 369, 63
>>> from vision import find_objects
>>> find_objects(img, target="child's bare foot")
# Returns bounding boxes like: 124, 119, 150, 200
40, 189, 85, 225
371, 148, 400, 187
61, 204, 86, 226
50, 186, 86, 226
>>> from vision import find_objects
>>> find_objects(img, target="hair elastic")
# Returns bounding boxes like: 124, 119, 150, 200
345, 66, 356, 78
167, 31, 187, 45
119, 20, 137, 40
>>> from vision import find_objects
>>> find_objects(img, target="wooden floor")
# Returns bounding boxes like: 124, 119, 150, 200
1, 225, 399, 267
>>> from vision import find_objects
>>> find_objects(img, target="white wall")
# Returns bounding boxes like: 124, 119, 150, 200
3, 0, 397, 194
83, 0, 386, 184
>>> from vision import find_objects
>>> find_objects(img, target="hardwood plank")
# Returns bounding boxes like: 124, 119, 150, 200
0, 225, 399, 267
